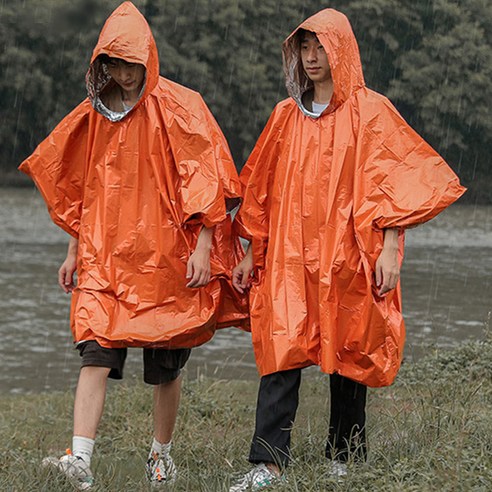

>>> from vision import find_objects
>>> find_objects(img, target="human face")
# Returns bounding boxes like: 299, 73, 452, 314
105, 58, 145, 94
300, 31, 331, 84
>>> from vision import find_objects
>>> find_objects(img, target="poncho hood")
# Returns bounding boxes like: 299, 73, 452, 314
283, 8, 365, 115
86, 1, 159, 119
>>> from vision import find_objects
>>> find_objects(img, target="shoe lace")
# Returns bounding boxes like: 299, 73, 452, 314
147, 452, 174, 481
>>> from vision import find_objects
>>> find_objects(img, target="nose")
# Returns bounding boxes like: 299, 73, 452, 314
306, 46, 318, 62
120, 66, 133, 81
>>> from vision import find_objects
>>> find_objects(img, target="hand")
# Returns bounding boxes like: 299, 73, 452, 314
186, 247, 211, 288
232, 247, 254, 294
58, 254, 77, 293
375, 245, 400, 297
58, 238, 78, 293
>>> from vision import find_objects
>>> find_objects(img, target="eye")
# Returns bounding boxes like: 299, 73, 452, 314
125, 63, 137, 68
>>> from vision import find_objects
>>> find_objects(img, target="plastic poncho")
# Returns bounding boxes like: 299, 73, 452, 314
235, 9, 466, 387
19, 1, 248, 349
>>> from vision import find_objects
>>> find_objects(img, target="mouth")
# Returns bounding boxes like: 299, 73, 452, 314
306, 67, 321, 72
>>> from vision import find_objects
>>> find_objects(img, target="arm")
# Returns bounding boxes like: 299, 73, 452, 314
232, 244, 253, 294
58, 237, 79, 293
375, 228, 399, 297
186, 225, 214, 288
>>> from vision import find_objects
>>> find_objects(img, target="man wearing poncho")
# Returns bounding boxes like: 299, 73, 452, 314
231, 8, 465, 490
19, 2, 247, 489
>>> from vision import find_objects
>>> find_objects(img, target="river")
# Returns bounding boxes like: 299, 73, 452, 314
0, 188, 490, 394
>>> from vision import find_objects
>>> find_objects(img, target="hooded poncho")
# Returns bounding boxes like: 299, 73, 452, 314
235, 9, 466, 387
19, 1, 248, 349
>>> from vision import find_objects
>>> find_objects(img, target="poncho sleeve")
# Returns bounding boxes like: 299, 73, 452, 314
353, 93, 466, 261
162, 92, 242, 228
235, 104, 283, 268
18, 100, 91, 238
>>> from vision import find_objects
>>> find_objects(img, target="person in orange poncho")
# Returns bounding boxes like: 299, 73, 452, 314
18, 2, 247, 489
230, 9, 465, 490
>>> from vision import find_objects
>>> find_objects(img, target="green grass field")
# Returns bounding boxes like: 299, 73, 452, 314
1, 335, 491, 491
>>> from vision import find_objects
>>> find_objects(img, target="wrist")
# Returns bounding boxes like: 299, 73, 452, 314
66, 246, 78, 257
194, 243, 212, 253
383, 229, 398, 251
65, 254, 77, 263
67, 238, 79, 255
243, 255, 254, 268
382, 242, 398, 253
246, 244, 253, 259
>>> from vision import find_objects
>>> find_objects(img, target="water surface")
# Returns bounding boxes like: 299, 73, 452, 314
0, 188, 490, 394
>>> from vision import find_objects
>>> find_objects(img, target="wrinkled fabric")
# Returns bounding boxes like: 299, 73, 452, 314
19, 1, 248, 349
235, 8, 466, 387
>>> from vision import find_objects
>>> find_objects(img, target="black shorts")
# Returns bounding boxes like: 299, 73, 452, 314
77, 341, 191, 385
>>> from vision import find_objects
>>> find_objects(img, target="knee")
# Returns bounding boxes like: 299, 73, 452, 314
80, 365, 112, 380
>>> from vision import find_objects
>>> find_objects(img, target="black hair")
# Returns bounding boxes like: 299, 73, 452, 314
296, 28, 309, 42
97, 54, 111, 64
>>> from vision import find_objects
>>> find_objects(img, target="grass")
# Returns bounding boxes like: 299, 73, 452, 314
1, 336, 492, 492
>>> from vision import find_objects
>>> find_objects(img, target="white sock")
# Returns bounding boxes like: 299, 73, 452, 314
72, 436, 95, 465
149, 438, 171, 458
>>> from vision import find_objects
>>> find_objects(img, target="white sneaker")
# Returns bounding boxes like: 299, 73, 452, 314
42, 451, 94, 490
146, 450, 177, 487
327, 460, 347, 481
229, 463, 283, 491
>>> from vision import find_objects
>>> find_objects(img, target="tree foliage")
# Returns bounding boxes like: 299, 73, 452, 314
1, 0, 491, 201
388, 0, 492, 198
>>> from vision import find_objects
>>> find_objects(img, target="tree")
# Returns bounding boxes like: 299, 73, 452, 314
388, 0, 492, 201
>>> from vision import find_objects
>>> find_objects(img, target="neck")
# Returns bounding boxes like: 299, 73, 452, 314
313, 79, 333, 104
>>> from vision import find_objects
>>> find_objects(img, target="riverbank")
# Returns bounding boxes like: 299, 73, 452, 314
1, 337, 491, 491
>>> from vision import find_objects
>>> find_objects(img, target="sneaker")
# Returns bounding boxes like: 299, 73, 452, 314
146, 450, 177, 487
229, 463, 283, 491
327, 460, 347, 481
42, 450, 94, 490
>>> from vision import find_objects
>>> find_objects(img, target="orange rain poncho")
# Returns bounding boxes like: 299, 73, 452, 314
235, 9, 466, 387
19, 2, 248, 349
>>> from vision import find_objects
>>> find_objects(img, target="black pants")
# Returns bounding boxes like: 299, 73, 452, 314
249, 369, 367, 467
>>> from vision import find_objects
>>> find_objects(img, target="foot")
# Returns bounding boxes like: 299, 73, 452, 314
146, 450, 177, 487
42, 451, 94, 490
229, 463, 283, 491
327, 460, 347, 481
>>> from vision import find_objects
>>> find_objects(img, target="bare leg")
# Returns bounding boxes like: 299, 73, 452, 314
73, 366, 111, 439
153, 376, 182, 444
